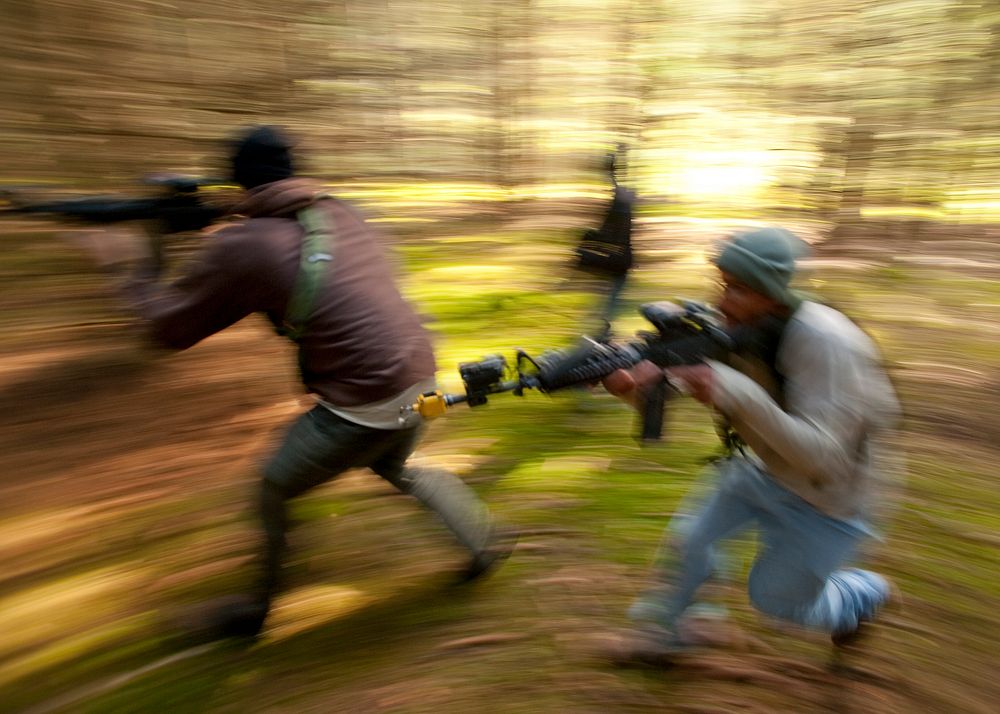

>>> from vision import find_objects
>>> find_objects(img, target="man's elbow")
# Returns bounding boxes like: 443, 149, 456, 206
796, 444, 855, 490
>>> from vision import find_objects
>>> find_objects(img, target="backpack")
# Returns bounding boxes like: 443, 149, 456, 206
575, 184, 635, 276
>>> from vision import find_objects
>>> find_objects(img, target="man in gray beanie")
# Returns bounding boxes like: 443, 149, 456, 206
603, 226, 901, 662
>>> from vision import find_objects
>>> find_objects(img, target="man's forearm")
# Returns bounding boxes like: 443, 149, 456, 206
709, 361, 860, 487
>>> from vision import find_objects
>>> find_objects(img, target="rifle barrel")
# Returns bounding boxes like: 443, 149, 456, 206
1, 194, 225, 232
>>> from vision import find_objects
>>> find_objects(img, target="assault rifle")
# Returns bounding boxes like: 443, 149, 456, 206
402, 300, 786, 442
1, 174, 231, 272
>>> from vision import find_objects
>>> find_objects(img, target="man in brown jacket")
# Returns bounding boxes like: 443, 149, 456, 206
83, 126, 507, 638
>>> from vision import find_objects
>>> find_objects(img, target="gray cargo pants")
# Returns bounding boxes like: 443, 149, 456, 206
256, 405, 493, 600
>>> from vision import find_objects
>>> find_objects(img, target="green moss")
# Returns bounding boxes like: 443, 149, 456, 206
3, 209, 999, 713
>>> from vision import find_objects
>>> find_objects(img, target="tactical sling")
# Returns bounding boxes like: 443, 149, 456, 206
279, 196, 334, 341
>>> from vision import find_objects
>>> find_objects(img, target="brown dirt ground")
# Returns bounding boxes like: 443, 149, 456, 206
1, 218, 998, 713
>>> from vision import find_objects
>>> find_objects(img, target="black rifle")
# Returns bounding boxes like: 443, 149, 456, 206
404, 300, 786, 442
2, 174, 229, 273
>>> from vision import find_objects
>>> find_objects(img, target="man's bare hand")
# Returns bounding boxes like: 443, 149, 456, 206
63, 227, 149, 275
602, 368, 635, 397
602, 360, 666, 409
666, 364, 715, 405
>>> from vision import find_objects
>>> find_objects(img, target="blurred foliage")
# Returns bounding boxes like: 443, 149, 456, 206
1, 0, 999, 229
1, 2, 1000, 712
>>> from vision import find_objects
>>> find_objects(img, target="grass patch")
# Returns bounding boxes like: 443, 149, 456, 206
2, 216, 999, 712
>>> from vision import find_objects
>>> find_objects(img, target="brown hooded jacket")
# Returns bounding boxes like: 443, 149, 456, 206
126, 178, 436, 407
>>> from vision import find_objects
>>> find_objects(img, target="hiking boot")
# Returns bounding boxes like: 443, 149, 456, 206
626, 592, 672, 626
832, 578, 903, 649
608, 625, 691, 668
218, 602, 269, 639
205, 595, 270, 640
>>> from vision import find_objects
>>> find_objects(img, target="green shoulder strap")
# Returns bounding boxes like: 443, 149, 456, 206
280, 196, 335, 341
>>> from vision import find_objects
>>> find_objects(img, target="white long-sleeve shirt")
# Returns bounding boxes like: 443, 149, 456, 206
709, 301, 901, 519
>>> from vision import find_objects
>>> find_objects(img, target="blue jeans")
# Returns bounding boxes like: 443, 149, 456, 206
632, 459, 889, 637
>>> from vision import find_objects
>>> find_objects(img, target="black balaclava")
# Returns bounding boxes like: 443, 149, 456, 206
230, 125, 295, 190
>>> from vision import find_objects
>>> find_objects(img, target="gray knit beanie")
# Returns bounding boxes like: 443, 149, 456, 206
713, 227, 806, 308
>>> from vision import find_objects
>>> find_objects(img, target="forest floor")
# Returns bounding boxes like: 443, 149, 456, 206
0, 204, 997, 713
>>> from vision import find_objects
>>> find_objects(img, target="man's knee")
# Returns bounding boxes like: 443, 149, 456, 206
260, 476, 286, 502
259, 478, 290, 530
747, 565, 823, 621
383, 465, 438, 497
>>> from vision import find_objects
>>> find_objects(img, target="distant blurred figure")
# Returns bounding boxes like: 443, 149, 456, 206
602, 227, 901, 662
571, 144, 635, 337
76, 125, 510, 638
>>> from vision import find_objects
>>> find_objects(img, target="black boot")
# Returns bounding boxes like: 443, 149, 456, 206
207, 594, 270, 640
456, 528, 518, 584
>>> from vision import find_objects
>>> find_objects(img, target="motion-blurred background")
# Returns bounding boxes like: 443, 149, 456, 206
0, 2, 997, 712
